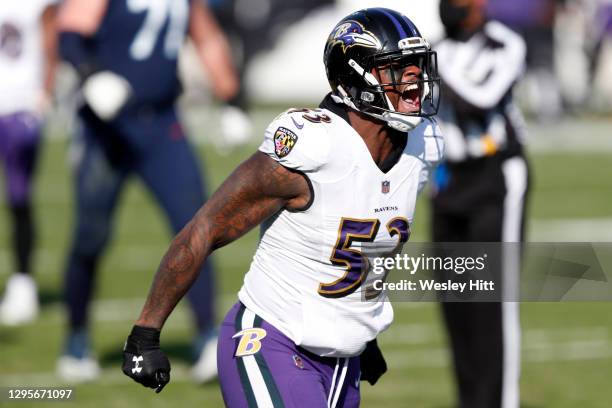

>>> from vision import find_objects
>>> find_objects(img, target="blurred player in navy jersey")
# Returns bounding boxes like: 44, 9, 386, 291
0, 0, 58, 326
56, 0, 240, 382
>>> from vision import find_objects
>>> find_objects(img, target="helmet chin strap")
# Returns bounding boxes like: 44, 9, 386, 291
340, 59, 423, 132
383, 112, 423, 132
332, 86, 358, 110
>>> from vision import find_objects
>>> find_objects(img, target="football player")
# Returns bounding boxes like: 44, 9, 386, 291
0, 0, 58, 325
56, 0, 240, 382
122, 8, 444, 407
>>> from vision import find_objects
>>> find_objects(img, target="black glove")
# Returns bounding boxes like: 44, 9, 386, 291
359, 339, 387, 385
122, 325, 171, 393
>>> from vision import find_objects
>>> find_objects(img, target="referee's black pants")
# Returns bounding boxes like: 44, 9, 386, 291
431, 155, 529, 408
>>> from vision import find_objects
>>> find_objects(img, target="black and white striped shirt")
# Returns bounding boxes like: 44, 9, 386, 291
436, 20, 527, 163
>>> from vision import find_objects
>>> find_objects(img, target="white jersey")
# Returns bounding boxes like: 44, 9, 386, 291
0, 0, 55, 115
238, 106, 444, 357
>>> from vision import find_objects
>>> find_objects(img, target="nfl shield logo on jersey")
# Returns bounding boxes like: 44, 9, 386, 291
274, 127, 298, 158
381, 180, 390, 194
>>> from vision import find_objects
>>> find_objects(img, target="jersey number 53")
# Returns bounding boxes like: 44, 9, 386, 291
318, 217, 410, 298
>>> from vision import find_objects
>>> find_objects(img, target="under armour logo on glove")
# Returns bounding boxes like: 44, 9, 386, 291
132, 356, 143, 374
122, 326, 171, 393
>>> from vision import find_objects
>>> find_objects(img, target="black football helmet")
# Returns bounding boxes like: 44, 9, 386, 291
324, 8, 440, 131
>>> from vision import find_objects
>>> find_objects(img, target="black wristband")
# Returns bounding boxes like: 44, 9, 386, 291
127, 325, 161, 351
58, 31, 97, 80
130, 325, 160, 341
225, 89, 247, 110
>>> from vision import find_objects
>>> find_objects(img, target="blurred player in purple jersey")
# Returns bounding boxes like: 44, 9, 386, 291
56, 0, 241, 383
0, 0, 58, 326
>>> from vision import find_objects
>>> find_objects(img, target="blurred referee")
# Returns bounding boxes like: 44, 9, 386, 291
432, 0, 529, 407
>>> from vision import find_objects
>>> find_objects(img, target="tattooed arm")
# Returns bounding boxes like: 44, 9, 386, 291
135, 152, 310, 330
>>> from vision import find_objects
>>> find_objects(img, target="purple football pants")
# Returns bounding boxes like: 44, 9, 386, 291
218, 302, 361, 408
0, 112, 41, 206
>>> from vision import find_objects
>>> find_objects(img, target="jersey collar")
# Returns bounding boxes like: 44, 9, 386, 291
319, 93, 350, 124
319, 93, 406, 174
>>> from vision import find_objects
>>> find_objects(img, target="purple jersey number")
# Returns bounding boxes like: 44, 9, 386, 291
287, 108, 332, 124
387, 217, 411, 250
319, 217, 410, 298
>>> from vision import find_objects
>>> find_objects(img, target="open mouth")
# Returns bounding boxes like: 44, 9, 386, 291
398, 83, 421, 113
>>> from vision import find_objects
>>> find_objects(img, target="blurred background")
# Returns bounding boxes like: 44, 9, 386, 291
1, 0, 611, 406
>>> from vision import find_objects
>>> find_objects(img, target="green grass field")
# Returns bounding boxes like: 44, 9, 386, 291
1, 111, 611, 407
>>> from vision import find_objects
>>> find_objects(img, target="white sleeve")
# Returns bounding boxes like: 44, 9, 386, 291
39, 0, 58, 11
406, 118, 445, 194
258, 110, 332, 174
438, 21, 526, 110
